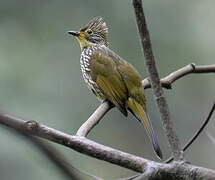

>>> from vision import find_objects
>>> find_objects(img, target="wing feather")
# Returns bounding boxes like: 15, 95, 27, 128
90, 46, 128, 116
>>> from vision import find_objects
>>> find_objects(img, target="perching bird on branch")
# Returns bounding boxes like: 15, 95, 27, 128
68, 17, 162, 159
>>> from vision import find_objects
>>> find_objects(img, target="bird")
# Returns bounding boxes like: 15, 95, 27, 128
68, 16, 162, 159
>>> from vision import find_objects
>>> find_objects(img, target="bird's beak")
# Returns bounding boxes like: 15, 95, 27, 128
68, 31, 80, 36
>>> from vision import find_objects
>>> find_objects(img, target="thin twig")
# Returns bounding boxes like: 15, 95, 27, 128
132, 0, 183, 161
165, 102, 215, 163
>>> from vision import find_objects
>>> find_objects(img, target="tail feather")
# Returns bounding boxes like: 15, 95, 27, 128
127, 97, 163, 159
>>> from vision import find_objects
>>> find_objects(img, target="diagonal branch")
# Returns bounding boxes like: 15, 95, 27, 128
132, 0, 183, 161
76, 101, 113, 136
0, 113, 151, 173
0, 113, 215, 179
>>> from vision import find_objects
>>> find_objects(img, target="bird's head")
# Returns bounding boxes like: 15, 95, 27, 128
68, 17, 108, 50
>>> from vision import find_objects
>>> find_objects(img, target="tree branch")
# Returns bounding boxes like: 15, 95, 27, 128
142, 63, 215, 89
0, 113, 215, 179
132, 0, 183, 161
0, 113, 150, 172
76, 101, 113, 136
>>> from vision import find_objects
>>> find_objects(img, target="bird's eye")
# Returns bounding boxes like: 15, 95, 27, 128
87, 29, 93, 35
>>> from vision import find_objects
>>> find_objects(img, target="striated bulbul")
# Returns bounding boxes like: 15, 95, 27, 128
68, 17, 162, 159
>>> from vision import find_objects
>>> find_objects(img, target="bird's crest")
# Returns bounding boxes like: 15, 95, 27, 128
80, 16, 108, 46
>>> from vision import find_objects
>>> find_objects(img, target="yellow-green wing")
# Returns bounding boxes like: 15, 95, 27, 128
89, 46, 128, 116
111, 51, 162, 158
116, 60, 146, 107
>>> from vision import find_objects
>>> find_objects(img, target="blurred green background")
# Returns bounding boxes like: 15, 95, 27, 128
0, 0, 215, 179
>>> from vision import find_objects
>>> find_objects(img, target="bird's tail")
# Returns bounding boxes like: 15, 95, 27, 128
126, 97, 163, 159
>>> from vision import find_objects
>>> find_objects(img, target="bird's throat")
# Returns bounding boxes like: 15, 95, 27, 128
76, 37, 96, 51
